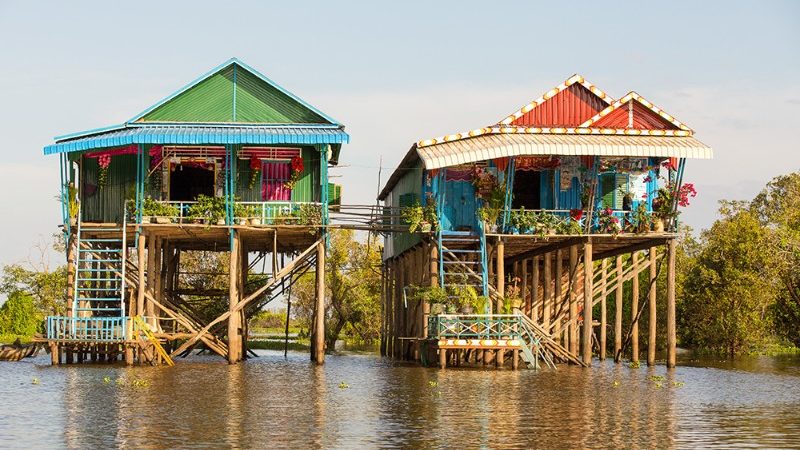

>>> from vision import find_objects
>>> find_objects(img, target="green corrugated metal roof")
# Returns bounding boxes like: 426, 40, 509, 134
135, 59, 332, 125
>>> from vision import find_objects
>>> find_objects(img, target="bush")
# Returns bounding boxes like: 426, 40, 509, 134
0, 292, 42, 337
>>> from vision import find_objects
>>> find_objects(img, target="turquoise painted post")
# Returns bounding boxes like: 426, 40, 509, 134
318, 144, 329, 247
136, 145, 145, 225
502, 158, 516, 231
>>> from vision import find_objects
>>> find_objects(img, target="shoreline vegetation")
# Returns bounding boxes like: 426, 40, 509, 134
1, 172, 798, 360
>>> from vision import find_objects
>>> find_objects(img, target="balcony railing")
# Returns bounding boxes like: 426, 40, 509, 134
428, 314, 525, 340
47, 316, 127, 342
141, 201, 321, 225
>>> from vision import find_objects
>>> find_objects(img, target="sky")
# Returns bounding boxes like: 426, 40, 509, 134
0, 0, 798, 272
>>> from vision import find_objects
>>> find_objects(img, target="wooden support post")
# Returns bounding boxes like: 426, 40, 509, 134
240, 242, 249, 360
228, 230, 242, 364
614, 255, 623, 362
600, 259, 608, 360
648, 247, 657, 366
554, 249, 563, 345
497, 349, 505, 368
49, 343, 59, 365
314, 238, 326, 365
145, 235, 157, 324
531, 256, 540, 322
512, 349, 519, 370
426, 242, 437, 334
543, 252, 552, 330
522, 259, 529, 316
439, 348, 447, 369
66, 236, 76, 315
631, 251, 640, 362
582, 241, 593, 366
496, 238, 504, 313
137, 232, 146, 320
569, 245, 578, 356
667, 239, 677, 368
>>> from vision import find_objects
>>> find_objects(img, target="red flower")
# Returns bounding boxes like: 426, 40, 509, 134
570, 209, 583, 220
643, 175, 652, 183
291, 156, 304, 173
605, 208, 613, 215
250, 156, 261, 171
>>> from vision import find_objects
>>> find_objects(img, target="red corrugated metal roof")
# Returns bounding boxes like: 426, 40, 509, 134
510, 84, 608, 127
592, 100, 678, 130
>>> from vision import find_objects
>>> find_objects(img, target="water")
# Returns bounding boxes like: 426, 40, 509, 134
1, 351, 799, 449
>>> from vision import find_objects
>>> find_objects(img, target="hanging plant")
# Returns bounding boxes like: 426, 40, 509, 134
284, 156, 304, 190
248, 157, 261, 189
97, 154, 111, 188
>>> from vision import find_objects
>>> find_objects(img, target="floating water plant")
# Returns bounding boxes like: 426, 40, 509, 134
31, 377, 39, 385
629, 360, 641, 369
428, 381, 438, 388
338, 382, 349, 389
103, 376, 111, 384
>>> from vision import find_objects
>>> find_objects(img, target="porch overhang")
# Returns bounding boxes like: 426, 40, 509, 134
43, 124, 349, 155
416, 134, 712, 170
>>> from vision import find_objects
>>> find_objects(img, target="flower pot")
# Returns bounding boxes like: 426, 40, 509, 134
420, 221, 432, 232
653, 218, 665, 233
216, 218, 227, 226
237, 218, 248, 226
142, 217, 153, 224
249, 218, 262, 226
155, 216, 171, 224
460, 305, 474, 314
430, 303, 445, 315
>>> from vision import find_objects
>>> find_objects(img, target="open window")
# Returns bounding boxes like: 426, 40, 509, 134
511, 170, 541, 209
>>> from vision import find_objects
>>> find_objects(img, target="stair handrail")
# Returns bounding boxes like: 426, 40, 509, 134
121, 208, 127, 323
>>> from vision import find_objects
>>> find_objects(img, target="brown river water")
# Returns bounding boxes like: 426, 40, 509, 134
1, 351, 799, 449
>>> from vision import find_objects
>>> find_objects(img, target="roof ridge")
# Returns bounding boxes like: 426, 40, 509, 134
578, 91, 692, 132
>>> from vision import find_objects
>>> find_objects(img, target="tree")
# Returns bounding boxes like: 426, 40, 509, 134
0, 291, 43, 336
1, 235, 68, 316
679, 203, 778, 356
290, 230, 382, 351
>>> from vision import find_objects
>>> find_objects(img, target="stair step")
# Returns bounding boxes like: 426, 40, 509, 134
82, 238, 124, 243
442, 260, 482, 265
79, 248, 122, 253
81, 228, 123, 232
78, 259, 122, 263
76, 278, 121, 282
76, 297, 123, 302
445, 249, 481, 254
74, 308, 123, 312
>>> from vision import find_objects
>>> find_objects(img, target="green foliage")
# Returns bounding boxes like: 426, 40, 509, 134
187, 195, 226, 223
249, 309, 288, 330
556, 218, 583, 235
1, 238, 68, 316
401, 201, 438, 232
141, 197, 179, 218
0, 292, 42, 336
297, 203, 322, 225
233, 203, 258, 220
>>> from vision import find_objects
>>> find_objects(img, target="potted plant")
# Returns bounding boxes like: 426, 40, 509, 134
478, 206, 500, 233
647, 160, 697, 232
556, 218, 583, 235
234, 203, 252, 225
187, 195, 227, 225
401, 202, 427, 232
66, 183, 78, 225
596, 207, 622, 236
298, 203, 323, 226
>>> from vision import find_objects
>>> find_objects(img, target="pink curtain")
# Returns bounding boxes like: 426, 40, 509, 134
261, 161, 291, 201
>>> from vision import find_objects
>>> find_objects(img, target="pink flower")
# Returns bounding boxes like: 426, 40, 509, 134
605, 208, 612, 215
643, 175, 652, 183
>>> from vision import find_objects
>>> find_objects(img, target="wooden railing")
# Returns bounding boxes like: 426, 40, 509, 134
46, 316, 127, 342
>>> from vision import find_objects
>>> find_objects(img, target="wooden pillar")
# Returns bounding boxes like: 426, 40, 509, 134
600, 259, 607, 360
648, 247, 658, 366
554, 249, 563, 344
314, 238, 326, 365
631, 251, 640, 362
521, 259, 529, 316
512, 349, 519, 370
582, 241, 593, 366
667, 239, 677, 368
137, 232, 146, 320
49, 342, 59, 365
228, 230, 242, 364
497, 348, 505, 368
145, 235, 157, 323
543, 252, 552, 330
439, 348, 447, 369
240, 243, 249, 359
614, 255, 623, 362
426, 242, 437, 334
569, 245, 578, 355
496, 238, 504, 313
66, 236, 76, 315
531, 256, 540, 322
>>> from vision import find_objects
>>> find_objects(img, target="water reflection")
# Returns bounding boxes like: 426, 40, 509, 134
1, 352, 799, 448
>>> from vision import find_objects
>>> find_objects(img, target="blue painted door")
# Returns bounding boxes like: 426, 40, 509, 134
442, 181, 478, 231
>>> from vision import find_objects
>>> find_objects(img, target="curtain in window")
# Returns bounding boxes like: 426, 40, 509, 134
262, 161, 291, 201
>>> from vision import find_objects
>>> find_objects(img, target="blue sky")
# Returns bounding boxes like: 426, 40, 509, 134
0, 0, 798, 270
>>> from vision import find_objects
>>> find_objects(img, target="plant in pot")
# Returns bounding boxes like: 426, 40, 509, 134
188, 195, 227, 225
401, 202, 426, 233
233, 203, 253, 225
508, 208, 527, 234
504, 276, 523, 313
66, 183, 78, 225
297, 203, 323, 226
422, 200, 439, 232
477, 206, 501, 233
533, 211, 560, 236
647, 161, 697, 232
412, 285, 448, 315
596, 207, 622, 236
556, 218, 583, 235
625, 203, 652, 234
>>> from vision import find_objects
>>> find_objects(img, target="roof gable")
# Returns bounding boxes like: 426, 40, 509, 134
579, 92, 691, 132
499, 74, 613, 126
131, 58, 338, 125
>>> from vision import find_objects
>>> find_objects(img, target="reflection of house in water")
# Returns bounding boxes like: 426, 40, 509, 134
378, 75, 712, 369
43, 58, 347, 365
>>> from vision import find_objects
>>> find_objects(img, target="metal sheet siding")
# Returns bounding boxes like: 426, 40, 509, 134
511, 84, 607, 127
416, 134, 712, 169
291, 147, 320, 203
44, 126, 349, 154
593, 101, 677, 130
235, 69, 327, 124
556, 171, 581, 209
388, 165, 423, 258
81, 155, 137, 223
142, 66, 235, 123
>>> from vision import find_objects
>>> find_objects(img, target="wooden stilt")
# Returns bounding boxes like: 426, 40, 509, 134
50, 343, 59, 365
512, 349, 519, 370
648, 247, 657, 366
496, 238, 505, 313
554, 249, 563, 345
314, 238, 326, 365
582, 240, 593, 366
497, 349, 505, 368
600, 259, 607, 360
667, 239, 677, 368
228, 230, 242, 364
543, 252, 552, 330
631, 251, 640, 362
531, 255, 540, 322
569, 246, 578, 356
137, 232, 146, 321
439, 348, 447, 369
521, 258, 529, 316
614, 255, 623, 362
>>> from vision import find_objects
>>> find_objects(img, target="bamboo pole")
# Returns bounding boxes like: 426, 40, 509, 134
667, 239, 677, 368
648, 247, 657, 366
614, 255, 623, 362
600, 258, 608, 360
631, 251, 640, 362
314, 238, 326, 365
582, 241, 593, 366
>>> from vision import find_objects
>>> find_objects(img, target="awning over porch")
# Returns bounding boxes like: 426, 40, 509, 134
415, 133, 712, 170
43, 124, 350, 155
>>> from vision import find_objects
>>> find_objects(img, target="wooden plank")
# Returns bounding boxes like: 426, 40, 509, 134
631, 251, 640, 362
582, 241, 593, 366
314, 238, 325, 364
667, 239, 676, 368
543, 252, 551, 329
531, 256, 540, 322
496, 238, 505, 312
569, 246, 578, 355
614, 255, 623, 362
648, 247, 657, 366
600, 258, 608, 360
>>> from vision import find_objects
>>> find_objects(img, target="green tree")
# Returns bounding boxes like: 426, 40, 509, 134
1, 236, 68, 316
290, 230, 382, 351
0, 291, 43, 336
679, 203, 778, 356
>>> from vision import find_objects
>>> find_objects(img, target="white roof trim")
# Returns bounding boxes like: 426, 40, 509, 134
416, 134, 712, 170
